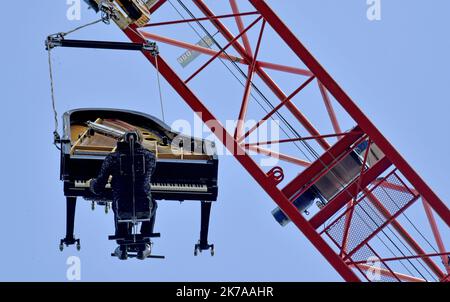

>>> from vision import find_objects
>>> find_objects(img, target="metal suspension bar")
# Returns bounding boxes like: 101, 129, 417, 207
47, 38, 155, 51
117, 0, 448, 280
185, 16, 262, 83
229, 0, 254, 57
123, 24, 360, 282
193, 0, 331, 150
149, 0, 167, 13
142, 11, 260, 27
239, 75, 316, 142
249, 0, 450, 226
140, 31, 244, 63
257, 61, 313, 76
235, 20, 266, 139
351, 252, 450, 265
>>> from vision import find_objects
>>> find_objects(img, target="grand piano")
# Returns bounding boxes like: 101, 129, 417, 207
58, 108, 219, 255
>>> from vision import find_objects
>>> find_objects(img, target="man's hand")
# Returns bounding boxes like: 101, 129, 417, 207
86, 179, 93, 187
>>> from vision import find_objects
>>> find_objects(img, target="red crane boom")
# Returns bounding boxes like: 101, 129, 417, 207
108, 0, 448, 281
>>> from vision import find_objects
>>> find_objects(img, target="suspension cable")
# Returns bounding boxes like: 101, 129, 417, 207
154, 56, 166, 123
46, 17, 107, 150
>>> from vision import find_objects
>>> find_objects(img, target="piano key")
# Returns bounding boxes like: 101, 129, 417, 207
74, 180, 208, 192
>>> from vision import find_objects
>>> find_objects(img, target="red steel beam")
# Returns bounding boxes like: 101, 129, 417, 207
249, 0, 450, 226
143, 11, 259, 27
235, 20, 265, 139
140, 31, 244, 64
123, 24, 360, 282
353, 263, 425, 282
257, 61, 313, 76
245, 145, 311, 167
244, 132, 350, 147
229, 0, 254, 57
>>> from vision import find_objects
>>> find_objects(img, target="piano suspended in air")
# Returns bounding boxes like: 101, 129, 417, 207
58, 108, 219, 254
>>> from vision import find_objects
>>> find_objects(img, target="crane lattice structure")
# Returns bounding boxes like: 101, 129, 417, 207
77, 0, 449, 282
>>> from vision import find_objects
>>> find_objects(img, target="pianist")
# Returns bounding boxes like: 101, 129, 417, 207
88, 130, 157, 260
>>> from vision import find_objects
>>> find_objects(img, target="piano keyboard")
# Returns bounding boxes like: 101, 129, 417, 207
74, 180, 208, 193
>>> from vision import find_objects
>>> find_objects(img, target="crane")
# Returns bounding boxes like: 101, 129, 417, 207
53, 0, 449, 281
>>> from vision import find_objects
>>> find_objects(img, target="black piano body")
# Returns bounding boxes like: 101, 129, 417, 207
58, 108, 219, 254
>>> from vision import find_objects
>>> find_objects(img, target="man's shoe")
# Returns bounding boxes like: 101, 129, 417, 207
137, 244, 152, 260
114, 246, 128, 260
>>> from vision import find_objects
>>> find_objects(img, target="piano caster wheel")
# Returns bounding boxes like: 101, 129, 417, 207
76, 240, 81, 251
210, 245, 215, 257
194, 246, 199, 256
91, 201, 95, 211
59, 243, 64, 252
105, 203, 109, 214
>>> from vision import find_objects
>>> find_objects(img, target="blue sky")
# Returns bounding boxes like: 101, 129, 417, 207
0, 0, 449, 281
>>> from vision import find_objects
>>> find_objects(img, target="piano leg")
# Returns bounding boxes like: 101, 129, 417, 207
194, 201, 214, 256
59, 197, 81, 251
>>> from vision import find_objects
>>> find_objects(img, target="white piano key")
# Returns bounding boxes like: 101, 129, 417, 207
74, 180, 207, 192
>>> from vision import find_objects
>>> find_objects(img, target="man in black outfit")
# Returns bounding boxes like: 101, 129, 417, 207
89, 130, 157, 260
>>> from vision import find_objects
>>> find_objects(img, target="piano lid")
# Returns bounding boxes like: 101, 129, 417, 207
61, 108, 218, 160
